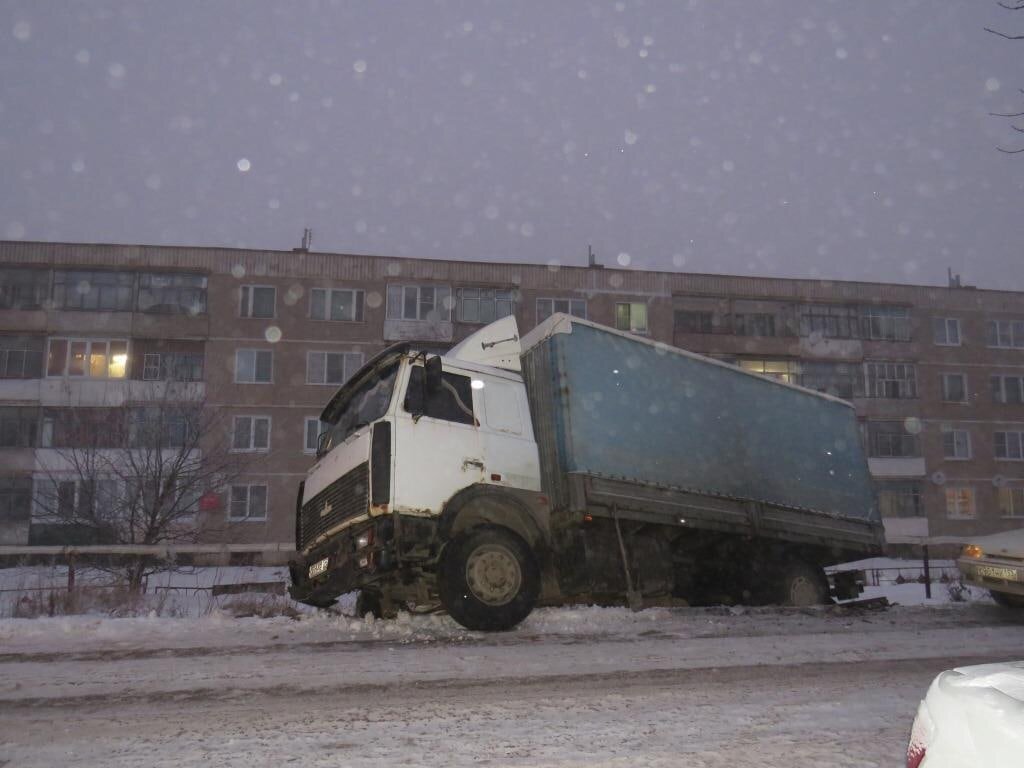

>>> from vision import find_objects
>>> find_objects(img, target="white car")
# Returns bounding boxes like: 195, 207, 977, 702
957, 528, 1024, 608
906, 661, 1024, 768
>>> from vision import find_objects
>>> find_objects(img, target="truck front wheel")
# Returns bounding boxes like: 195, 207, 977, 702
439, 526, 540, 631
778, 561, 829, 607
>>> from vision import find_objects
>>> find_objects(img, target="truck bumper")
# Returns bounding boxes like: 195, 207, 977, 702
288, 519, 395, 606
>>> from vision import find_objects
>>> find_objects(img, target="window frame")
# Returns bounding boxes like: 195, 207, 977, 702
994, 430, 1024, 461
0, 268, 50, 310
386, 284, 453, 322
231, 415, 272, 453
865, 421, 920, 458
986, 319, 1024, 349
614, 302, 649, 335
234, 349, 274, 384
864, 361, 917, 399
306, 350, 365, 386
991, 375, 1024, 405
309, 287, 365, 323
674, 310, 714, 335
52, 269, 134, 312
875, 480, 923, 519
136, 272, 208, 315
535, 297, 587, 324
940, 373, 968, 403
303, 416, 329, 454
228, 483, 268, 521
944, 486, 976, 520
45, 337, 129, 380
941, 427, 971, 460
239, 285, 277, 319
455, 287, 515, 325
998, 486, 1024, 519
932, 317, 961, 346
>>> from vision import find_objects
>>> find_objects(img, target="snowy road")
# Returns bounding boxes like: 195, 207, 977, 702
2, 603, 1022, 767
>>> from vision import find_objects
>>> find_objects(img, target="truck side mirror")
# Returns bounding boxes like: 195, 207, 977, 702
425, 355, 443, 394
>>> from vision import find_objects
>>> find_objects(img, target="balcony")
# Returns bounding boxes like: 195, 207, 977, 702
868, 457, 927, 477
0, 378, 205, 406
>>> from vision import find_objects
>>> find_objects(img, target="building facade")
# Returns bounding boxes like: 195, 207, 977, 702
2, 240, 1023, 561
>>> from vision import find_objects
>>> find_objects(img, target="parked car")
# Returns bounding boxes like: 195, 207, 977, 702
906, 661, 1024, 768
957, 528, 1024, 608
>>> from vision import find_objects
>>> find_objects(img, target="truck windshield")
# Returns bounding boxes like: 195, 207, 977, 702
319, 362, 399, 456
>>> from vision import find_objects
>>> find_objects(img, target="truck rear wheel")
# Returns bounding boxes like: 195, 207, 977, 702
778, 561, 829, 606
439, 525, 539, 631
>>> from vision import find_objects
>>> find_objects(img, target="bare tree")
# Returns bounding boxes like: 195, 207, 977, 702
987, 1, 1024, 153
33, 384, 254, 591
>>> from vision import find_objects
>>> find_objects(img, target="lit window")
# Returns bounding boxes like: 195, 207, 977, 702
46, 338, 128, 379
615, 302, 648, 334
944, 487, 975, 519
737, 359, 800, 384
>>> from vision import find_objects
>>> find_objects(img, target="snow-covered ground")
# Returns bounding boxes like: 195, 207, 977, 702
1, 562, 1019, 766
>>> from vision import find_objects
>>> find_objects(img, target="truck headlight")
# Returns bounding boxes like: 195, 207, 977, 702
961, 544, 983, 559
356, 528, 374, 550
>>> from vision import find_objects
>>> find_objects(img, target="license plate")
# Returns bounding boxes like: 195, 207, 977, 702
308, 557, 329, 579
977, 565, 1018, 581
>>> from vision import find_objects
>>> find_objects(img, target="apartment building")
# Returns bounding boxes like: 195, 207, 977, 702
2, 240, 1023, 562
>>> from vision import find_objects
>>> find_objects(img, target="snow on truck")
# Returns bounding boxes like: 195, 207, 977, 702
288, 313, 885, 630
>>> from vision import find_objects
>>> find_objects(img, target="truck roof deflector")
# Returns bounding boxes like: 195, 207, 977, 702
448, 314, 524, 371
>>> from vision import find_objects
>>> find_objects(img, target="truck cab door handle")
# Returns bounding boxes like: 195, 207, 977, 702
462, 458, 484, 471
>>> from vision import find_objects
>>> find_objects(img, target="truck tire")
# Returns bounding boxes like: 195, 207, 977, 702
778, 561, 829, 607
990, 590, 1024, 609
439, 525, 540, 631
355, 590, 383, 619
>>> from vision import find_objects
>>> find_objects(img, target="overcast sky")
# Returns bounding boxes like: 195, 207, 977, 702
1, 1, 1020, 288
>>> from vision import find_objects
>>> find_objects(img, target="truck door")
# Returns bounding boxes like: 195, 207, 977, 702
393, 361, 483, 514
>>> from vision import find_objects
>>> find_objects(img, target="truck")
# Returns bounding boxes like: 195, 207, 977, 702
288, 313, 885, 630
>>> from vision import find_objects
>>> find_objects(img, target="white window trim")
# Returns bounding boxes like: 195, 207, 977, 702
303, 416, 329, 454
309, 287, 365, 322
386, 284, 453, 322
234, 349, 273, 384
986, 319, 1024, 349
239, 284, 277, 319
455, 287, 516, 325
306, 350, 364, 386
944, 486, 976, 520
941, 427, 972, 461
615, 302, 649, 335
999, 487, 1024, 519
536, 297, 587, 324
228, 483, 268, 521
933, 317, 962, 347
231, 415, 272, 453
994, 430, 1024, 461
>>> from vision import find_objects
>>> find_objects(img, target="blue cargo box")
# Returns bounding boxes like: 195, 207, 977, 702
521, 315, 880, 528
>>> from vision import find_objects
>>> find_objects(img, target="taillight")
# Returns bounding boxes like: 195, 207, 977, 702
906, 702, 933, 768
906, 743, 925, 768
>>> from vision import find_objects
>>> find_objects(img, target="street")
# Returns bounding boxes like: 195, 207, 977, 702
1, 603, 1022, 767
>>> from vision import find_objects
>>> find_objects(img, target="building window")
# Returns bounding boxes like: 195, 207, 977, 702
0, 407, 38, 448
615, 302, 649, 334
235, 350, 273, 384
876, 481, 923, 518
799, 304, 861, 339
942, 427, 971, 460
674, 310, 714, 334
864, 361, 917, 399
734, 313, 776, 337
46, 338, 128, 379
737, 359, 800, 384
0, 268, 49, 310
229, 484, 267, 521
998, 487, 1024, 518
34, 477, 119, 520
386, 284, 452, 322
941, 373, 967, 403
991, 375, 1024, 404
994, 431, 1024, 460
306, 351, 364, 386
128, 406, 194, 448
137, 272, 207, 314
799, 362, 860, 399
232, 416, 271, 452
456, 288, 514, 324
142, 352, 204, 382
536, 297, 586, 324
310, 288, 364, 322
933, 317, 961, 346
0, 337, 43, 379
239, 285, 276, 318
0, 476, 33, 524
986, 319, 1024, 349
861, 306, 911, 341
304, 417, 329, 453
865, 421, 920, 458
945, 487, 975, 519
53, 270, 134, 311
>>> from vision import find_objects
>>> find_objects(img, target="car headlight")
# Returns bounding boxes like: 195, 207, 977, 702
961, 544, 983, 559
356, 528, 374, 550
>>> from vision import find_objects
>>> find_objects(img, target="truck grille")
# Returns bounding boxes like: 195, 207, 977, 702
298, 462, 369, 551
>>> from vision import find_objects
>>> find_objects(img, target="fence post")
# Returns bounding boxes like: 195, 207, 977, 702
67, 551, 76, 593
922, 544, 931, 599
